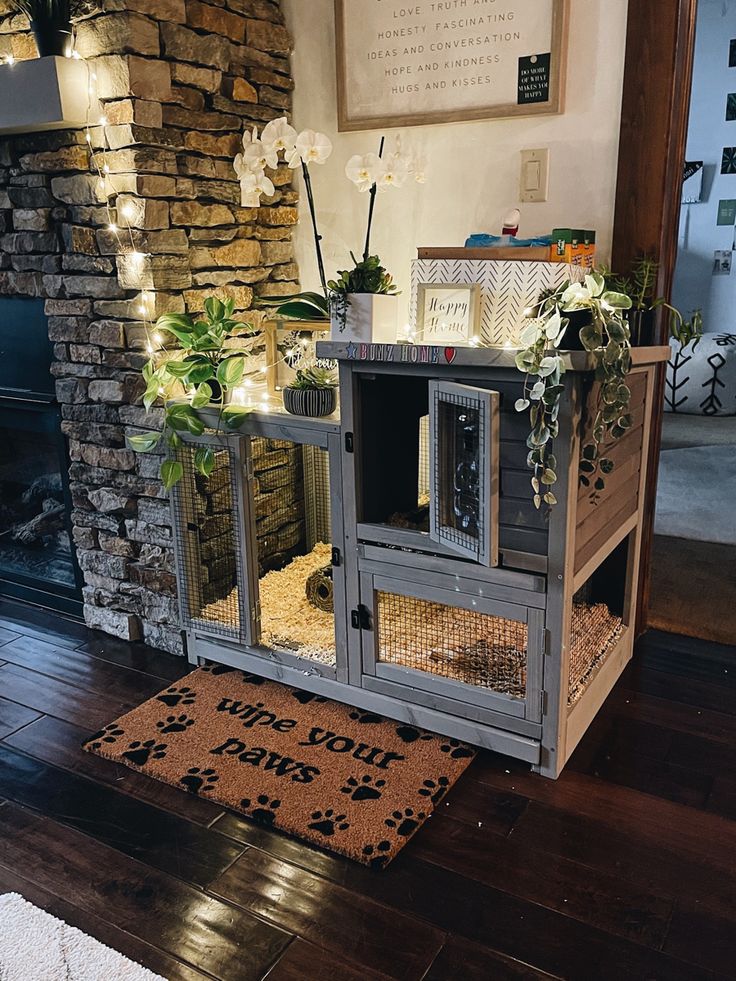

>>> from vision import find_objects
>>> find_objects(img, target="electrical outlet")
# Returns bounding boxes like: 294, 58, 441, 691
520, 148, 549, 203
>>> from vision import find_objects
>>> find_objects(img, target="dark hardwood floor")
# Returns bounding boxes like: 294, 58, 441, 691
0, 597, 734, 980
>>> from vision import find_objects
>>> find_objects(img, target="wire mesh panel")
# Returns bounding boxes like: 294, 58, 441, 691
171, 441, 248, 643
252, 436, 336, 666
429, 381, 499, 566
376, 590, 527, 698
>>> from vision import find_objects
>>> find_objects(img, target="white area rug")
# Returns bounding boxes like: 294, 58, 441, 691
0, 893, 165, 981
655, 445, 736, 545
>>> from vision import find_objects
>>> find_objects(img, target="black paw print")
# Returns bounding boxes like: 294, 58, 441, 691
241, 794, 281, 826
240, 672, 266, 686
439, 739, 475, 760
291, 689, 327, 705
200, 663, 236, 676
418, 776, 450, 805
395, 725, 434, 744
308, 809, 350, 837
86, 724, 124, 750
349, 709, 384, 724
157, 686, 196, 707
362, 841, 392, 868
341, 775, 386, 802
122, 740, 168, 766
385, 807, 425, 838
179, 767, 219, 794
156, 714, 195, 734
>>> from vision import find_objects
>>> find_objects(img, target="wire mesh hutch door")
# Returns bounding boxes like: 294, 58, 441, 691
171, 437, 256, 647
428, 381, 499, 567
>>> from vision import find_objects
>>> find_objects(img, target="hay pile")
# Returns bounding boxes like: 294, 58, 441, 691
568, 602, 624, 705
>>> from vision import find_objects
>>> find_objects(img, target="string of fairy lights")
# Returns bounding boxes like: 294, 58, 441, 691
69, 49, 309, 411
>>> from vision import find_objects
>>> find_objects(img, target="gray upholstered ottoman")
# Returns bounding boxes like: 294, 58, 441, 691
665, 334, 736, 415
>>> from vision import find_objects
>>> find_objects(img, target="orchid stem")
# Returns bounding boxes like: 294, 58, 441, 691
363, 136, 385, 263
301, 159, 328, 297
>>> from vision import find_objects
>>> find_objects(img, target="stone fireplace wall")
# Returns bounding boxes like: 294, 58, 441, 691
0, 0, 297, 653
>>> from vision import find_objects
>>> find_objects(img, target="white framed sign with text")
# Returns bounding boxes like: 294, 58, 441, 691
416, 283, 481, 344
335, 0, 568, 131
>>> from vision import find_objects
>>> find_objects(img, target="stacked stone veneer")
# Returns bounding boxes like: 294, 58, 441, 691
0, 0, 298, 653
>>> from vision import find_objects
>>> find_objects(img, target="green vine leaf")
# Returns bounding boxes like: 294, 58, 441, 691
161, 459, 184, 490
127, 432, 161, 453
194, 446, 215, 477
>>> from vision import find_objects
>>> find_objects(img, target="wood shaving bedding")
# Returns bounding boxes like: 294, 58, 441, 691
193, 542, 336, 665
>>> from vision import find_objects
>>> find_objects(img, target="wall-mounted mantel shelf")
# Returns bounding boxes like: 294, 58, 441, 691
0, 56, 97, 134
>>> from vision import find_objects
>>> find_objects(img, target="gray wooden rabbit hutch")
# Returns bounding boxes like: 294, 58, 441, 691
170, 342, 668, 778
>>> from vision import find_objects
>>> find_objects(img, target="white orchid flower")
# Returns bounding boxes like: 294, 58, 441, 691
287, 129, 333, 168
239, 171, 262, 208
242, 138, 279, 172
345, 152, 382, 192
261, 116, 297, 155
377, 151, 409, 190
252, 168, 275, 197
561, 282, 592, 309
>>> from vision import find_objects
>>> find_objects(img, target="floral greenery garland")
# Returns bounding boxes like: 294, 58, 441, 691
515, 272, 633, 509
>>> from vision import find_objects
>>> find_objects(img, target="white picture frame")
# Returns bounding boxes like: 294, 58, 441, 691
416, 283, 481, 345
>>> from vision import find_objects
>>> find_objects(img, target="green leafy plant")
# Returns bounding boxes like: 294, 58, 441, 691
515, 272, 634, 508
327, 253, 398, 332
258, 291, 329, 322
126, 297, 256, 489
286, 365, 336, 391
606, 255, 703, 348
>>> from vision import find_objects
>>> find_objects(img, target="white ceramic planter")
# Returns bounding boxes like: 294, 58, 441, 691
330, 293, 398, 344
0, 56, 98, 134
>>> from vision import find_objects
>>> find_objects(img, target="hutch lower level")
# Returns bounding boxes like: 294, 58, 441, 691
170, 343, 668, 778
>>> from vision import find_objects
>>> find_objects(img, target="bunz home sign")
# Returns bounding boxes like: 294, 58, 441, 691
335, 0, 569, 130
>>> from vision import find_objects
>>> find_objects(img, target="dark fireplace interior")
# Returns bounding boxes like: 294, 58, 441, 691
0, 298, 82, 615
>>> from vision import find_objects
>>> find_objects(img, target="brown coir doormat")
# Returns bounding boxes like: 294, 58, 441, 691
83, 664, 475, 867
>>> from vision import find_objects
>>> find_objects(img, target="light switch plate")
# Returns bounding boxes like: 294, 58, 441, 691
520, 148, 550, 203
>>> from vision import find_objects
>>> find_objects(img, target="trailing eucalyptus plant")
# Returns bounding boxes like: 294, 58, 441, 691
127, 297, 255, 489
327, 254, 398, 332
515, 272, 634, 509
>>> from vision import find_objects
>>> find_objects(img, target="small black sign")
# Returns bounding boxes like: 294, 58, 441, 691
730, 38, 736, 67
518, 53, 551, 105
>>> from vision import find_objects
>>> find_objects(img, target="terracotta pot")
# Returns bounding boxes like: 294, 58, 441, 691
282, 386, 337, 417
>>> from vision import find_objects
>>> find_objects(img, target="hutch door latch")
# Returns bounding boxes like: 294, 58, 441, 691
344, 431, 354, 453
351, 605, 372, 631
331, 546, 341, 567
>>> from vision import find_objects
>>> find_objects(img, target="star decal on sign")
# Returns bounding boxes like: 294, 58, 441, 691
346, 342, 358, 360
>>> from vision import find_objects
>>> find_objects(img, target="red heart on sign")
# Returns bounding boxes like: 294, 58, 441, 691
444, 347, 457, 364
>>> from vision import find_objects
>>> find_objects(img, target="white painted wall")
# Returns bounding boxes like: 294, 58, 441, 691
673, 0, 736, 333
281, 0, 629, 324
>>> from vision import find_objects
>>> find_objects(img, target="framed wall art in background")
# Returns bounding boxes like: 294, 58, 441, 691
334, 0, 569, 131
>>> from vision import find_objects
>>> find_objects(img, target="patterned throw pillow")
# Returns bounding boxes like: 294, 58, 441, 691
665, 334, 736, 416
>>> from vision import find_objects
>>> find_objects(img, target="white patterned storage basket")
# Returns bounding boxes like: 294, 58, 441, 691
410, 258, 585, 347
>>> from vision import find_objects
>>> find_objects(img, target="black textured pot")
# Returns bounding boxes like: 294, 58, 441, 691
624, 308, 656, 346
557, 309, 593, 351
283, 386, 336, 417
31, 20, 73, 57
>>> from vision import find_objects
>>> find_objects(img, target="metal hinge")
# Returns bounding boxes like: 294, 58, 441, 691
244, 457, 255, 481
331, 546, 341, 567
540, 690, 548, 716
351, 604, 372, 630
251, 600, 261, 626
541, 628, 551, 656
345, 431, 354, 454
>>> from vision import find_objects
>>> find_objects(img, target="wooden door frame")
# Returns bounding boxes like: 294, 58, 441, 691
611, 0, 698, 631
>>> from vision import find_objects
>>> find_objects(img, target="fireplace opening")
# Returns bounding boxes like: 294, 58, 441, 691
0, 298, 82, 615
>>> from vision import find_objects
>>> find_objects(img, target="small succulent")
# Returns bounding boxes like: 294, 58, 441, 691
287, 365, 336, 391
328, 254, 398, 297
